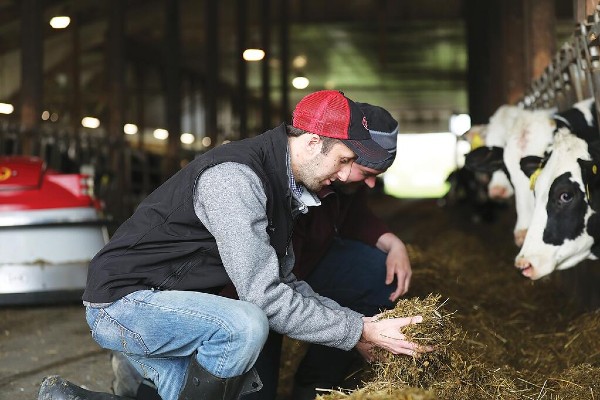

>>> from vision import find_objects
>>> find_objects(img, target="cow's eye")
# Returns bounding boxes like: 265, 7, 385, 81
559, 191, 574, 204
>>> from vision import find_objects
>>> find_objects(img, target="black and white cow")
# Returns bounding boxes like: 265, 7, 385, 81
516, 127, 600, 279
465, 105, 557, 246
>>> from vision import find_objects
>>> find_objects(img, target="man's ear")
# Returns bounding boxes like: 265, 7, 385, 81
464, 146, 504, 173
305, 133, 323, 154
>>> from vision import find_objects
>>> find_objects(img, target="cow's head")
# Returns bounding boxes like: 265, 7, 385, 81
515, 129, 600, 279
464, 146, 514, 199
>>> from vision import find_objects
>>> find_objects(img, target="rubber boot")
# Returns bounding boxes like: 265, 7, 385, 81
111, 351, 143, 398
38, 375, 130, 400
178, 356, 262, 400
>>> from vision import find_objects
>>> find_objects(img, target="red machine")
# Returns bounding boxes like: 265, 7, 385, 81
0, 156, 108, 304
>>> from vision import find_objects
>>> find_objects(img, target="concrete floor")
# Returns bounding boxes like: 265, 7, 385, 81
0, 302, 114, 400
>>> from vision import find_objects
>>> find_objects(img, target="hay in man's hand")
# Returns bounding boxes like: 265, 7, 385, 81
370, 293, 460, 388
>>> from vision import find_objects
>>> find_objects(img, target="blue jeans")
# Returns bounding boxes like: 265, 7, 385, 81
306, 238, 394, 316
86, 289, 269, 400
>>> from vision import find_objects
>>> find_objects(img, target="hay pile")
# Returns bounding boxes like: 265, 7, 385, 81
305, 200, 600, 400
315, 294, 535, 400
315, 291, 600, 400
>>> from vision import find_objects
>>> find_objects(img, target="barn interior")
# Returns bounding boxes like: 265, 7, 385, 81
2, 1, 600, 399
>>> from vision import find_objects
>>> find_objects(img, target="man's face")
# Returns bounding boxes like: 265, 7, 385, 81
296, 141, 356, 192
345, 163, 384, 188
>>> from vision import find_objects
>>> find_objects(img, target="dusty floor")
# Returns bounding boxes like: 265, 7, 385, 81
0, 303, 113, 399
1, 195, 599, 399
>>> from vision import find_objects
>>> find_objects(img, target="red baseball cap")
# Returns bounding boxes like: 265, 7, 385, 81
292, 90, 392, 164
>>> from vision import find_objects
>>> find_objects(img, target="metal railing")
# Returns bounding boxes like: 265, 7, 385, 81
520, 6, 600, 119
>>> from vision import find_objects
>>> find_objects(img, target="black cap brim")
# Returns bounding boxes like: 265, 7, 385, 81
342, 139, 393, 165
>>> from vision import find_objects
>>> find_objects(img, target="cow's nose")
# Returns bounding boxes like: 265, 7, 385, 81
515, 257, 534, 278
515, 257, 529, 269
489, 185, 510, 199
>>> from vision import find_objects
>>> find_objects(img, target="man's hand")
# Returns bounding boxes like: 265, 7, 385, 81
360, 315, 428, 357
355, 340, 376, 362
376, 233, 412, 301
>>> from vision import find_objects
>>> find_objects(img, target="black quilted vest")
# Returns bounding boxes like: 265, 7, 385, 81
83, 124, 293, 303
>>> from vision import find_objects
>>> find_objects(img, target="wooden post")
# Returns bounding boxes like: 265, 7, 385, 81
574, 0, 599, 23
526, 0, 556, 82
465, 0, 497, 122
501, 0, 527, 105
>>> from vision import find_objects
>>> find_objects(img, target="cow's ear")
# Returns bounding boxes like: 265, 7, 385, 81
587, 140, 600, 162
578, 158, 600, 186
578, 158, 600, 209
520, 156, 543, 178
464, 146, 504, 173
580, 141, 600, 187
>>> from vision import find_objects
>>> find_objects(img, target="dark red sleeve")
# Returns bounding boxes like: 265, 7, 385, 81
337, 188, 390, 247
292, 194, 338, 281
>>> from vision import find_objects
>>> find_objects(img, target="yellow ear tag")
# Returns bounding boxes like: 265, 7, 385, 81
529, 167, 542, 190
471, 133, 483, 150
588, 165, 597, 202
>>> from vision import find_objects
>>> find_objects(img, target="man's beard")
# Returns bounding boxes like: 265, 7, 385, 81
294, 154, 328, 192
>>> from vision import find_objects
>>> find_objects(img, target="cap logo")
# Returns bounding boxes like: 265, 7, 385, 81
362, 116, 368, 130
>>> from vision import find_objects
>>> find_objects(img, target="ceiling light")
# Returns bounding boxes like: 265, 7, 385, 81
243, 48, 265, 61
81, 117, 100, 129
324, 80, 336, 89
50, 16, 71, 29
201, 137, 212, 147
0, 103, 14, 114
292, 76, 309, 90
153, 128, 169, 140
292, 55, 307, 69
180, 133, 195, 144
124, 123, 138, 135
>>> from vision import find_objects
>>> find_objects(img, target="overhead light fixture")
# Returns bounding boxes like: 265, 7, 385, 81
153, 128, 169, 140
292, 55, 307, 69
180, 133, 195, 144
292, 74, 309, 90
124, 123, 138, 135
81, 117, 100, 129
50, 16, 71, 29
0, 103, 14, 114
243, 48, 265, 61
201, 137, 212, 147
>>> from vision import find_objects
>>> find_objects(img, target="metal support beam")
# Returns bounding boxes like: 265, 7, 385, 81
236, 0, 248, 139
165, 0, 182, 178
261, 0, 271, 133
279, 0, 290, 123
106, 0, 127, 221
19, 0, 43, 156
205, 0, 219, 147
